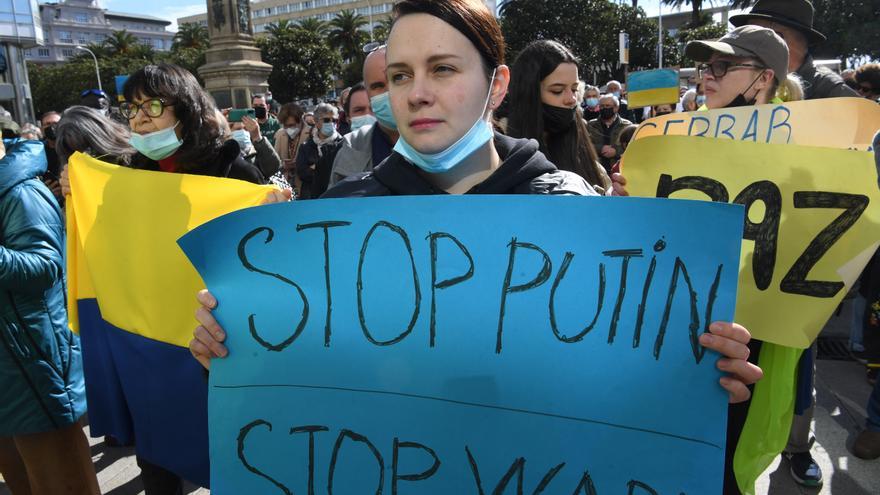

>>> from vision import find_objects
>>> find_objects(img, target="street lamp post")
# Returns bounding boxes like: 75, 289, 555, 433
75, 45, 102, 91
365, 0, 374, 42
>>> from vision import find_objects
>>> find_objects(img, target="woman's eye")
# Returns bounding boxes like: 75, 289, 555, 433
390, 73, 410, 83
435, 65, 455, 74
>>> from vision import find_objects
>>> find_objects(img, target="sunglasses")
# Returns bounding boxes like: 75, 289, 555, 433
81, 89, 108, 98
320, 117, 338, 124
362, 41, 386, 54
697, 61, 766, 78
119, 98, 175, 120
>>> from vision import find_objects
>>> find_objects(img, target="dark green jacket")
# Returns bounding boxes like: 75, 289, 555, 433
0, 139, 86, 435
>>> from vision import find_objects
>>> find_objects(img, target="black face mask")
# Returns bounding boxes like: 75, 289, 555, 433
43, 124, 57, 141
655, 111, 671, 117
542, 103, 577, 134
724, 70, 766, 109
600, 107, 616, 120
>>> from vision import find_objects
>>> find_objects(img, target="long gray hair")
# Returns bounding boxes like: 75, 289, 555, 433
55, 106, 137, 166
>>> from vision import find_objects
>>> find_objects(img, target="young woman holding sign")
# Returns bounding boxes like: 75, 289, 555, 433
191, 0, 761, 404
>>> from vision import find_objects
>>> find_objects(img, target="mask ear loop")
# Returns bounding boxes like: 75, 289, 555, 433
740, 69, 768, 105
480, 68, 499, 122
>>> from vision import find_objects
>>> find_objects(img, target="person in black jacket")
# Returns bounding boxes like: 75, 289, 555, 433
190, 0, 763, 413
296, 102, 343, 199
120, 64, 264, 184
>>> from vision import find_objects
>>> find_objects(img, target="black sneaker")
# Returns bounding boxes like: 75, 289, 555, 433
785, 452, 823, 487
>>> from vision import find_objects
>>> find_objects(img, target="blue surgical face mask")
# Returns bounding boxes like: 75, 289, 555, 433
696, 95, 706, 106
393, 68, 497, 174
611, 90, 621, 99
129, 122, 183, 161
232, 129, 251, 151
321, 122, 336, 137
585, 97, 599, 107
370, 92, 397, 130
350, 114, 377, 132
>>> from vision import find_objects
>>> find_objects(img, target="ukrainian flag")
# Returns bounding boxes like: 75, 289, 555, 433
626, 68, 681, 108
66, 153, 274, 486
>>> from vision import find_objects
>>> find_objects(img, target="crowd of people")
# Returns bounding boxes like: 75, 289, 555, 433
0, 0, 878, 494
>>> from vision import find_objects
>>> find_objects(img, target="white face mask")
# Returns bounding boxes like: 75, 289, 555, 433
285, 127, 300, 138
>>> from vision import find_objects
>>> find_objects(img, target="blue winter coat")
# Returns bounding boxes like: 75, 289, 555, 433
0, 139, 86, 435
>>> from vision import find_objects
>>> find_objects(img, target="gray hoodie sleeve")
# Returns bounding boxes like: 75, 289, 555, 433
253, 136, 282, 179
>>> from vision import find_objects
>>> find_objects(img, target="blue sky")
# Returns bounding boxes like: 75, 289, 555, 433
100, 0, 708, 32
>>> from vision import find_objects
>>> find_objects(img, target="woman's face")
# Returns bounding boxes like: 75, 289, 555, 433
386, 13, 507, 154
585, 88, 600, 100
129, 92, 180, 137
703, 55, 770, 109
540, 62, 579, 109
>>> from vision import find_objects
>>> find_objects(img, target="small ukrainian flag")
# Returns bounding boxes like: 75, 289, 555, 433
626, 68, 681, 108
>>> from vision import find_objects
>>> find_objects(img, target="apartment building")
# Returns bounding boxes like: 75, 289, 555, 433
27, 0, 174, 64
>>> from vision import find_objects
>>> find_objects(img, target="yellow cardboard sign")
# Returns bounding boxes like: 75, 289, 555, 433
632, 97, 880, 151
66, 153, 276, 347
622, 135, 880, 348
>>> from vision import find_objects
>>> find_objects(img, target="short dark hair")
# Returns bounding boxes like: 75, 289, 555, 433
123, 64, 227, 173
344, 82, 367, 116
277, 102, 304, 126
392, 0, 505, 73
855, 63, 880, 91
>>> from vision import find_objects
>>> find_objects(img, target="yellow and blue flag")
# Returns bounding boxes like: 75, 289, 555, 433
626, 68, 680, 108
65, 153, 275, 486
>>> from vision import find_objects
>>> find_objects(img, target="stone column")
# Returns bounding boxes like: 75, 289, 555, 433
198, 0, 272, 109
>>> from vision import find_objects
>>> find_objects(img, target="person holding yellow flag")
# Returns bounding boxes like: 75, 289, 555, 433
60, 65, 285, 494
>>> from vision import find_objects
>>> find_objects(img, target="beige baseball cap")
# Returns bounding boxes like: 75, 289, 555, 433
686, 25, 789, 84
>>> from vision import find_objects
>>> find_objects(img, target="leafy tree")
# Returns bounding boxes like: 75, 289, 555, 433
104, 30, 139, 55
173, 22, 209, 51
501, 0, 679, 83
373, 17, 395, 42
661, 0, 704, 28
297, 17, 328, 37
266, 19, 296, 38
675, 22, 728, 66
257, 28, 342, 102
328, 10, 369, 62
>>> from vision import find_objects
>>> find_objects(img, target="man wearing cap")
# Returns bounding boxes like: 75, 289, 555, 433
730, 0, 857, 100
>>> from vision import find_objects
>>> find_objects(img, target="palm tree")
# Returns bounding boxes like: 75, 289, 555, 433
728, 0, 758, 8
297, 17, 328, 37
266, 19, 296, 38
328, 10, 369, 62
661, 0, 704, 27
373, 17, 394, 42
104, 30, 138, 55
173, 22, 209, 50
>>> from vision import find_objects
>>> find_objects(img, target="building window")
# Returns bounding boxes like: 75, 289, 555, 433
75, 13, 89, 23
37, 48, 50, 57
77, 32, 88, 44
61, 48, 74, 57
154, 39, 164, 49
23, 49, 32, 56
58, 30, 72, 43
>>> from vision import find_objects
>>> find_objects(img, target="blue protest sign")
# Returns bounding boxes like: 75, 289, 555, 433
179, 196, 744, 494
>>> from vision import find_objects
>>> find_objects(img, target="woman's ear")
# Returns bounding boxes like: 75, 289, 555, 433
489, 65, 510, 111
757, 69, 775, 91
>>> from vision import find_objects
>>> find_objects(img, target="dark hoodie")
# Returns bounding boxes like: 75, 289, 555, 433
323, 133, 597, 197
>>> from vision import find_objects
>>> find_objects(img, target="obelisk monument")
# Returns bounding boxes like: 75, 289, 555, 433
198, 0, 272, 108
